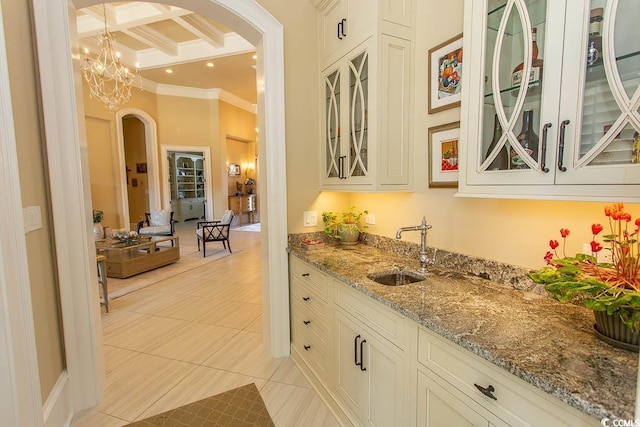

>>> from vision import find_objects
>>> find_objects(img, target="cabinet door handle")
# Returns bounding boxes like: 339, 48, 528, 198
302, 296, 310, 301
337, 21, 342, 40
354, 335, 361, 367
359, 339, 367, 371
302, 273, 310, 277
474, 383, 497, 401
340, 18, 347, 38
339, 156, 347, 179
540, 123, 551, 173
303, 320, 311, 325
557, 120, 570, 172
304, 345, 311, 351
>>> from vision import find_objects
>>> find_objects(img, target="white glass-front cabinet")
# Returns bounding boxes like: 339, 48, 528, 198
460, 0, 640, 201
318, 0, 413, 191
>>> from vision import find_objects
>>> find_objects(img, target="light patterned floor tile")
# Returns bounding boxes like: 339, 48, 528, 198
96, 352, 197, 421
71, 410, 128, 427
100, 309, 147, 334
245, 313, 263, 333
135, 365, 266, 420
104, 345, 140, 374
202, 330, 284, 379
144, 322, 241, 364
102, 314, 188, 352
269, 357, 313, 388
195, 300, 262, 329
260, 381, 340, 427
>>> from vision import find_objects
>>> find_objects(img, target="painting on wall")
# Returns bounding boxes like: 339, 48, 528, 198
228, 163, 241, 176
136, 162, 147, 173
428, 121, 460, 188
428, 33, 463, 114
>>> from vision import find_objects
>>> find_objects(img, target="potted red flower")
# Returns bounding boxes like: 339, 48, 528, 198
529, 203, 640, 350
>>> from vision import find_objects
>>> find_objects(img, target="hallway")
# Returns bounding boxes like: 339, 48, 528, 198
72, 224, 338, 426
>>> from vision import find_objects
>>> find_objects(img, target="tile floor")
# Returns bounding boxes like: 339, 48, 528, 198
72, 222, 339, 426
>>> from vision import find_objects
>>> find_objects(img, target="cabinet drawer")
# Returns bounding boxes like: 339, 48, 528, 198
290, 257, 329, 300
417, 327, 598, 427
334, 280, 407, 350
291, 279, 329, 322
292, 321, 328, 380
290, 296, 328, 344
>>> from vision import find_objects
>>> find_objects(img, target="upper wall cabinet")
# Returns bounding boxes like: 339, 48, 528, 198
459, 0, 640, 201
315, 0, 415, 191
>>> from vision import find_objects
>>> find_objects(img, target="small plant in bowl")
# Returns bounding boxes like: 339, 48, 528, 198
322, 207, 368, 245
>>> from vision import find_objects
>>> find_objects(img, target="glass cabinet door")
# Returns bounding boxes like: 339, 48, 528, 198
480, 0, 550, 176
348, 50, 369, 178
557, 0, 640, 185
325, 68, 341, 179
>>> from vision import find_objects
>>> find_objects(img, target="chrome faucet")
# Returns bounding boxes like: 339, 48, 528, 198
396, 217, 437, 274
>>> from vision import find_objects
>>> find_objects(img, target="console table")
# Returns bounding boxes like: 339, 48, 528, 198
96, 236, 180, 278
228, 194, 256, 225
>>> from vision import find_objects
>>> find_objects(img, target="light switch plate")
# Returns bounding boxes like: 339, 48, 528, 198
365, 213, 376, 225
303, 211, 318, 227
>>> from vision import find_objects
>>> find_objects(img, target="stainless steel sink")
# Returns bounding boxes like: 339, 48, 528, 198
368, 270, 425, 286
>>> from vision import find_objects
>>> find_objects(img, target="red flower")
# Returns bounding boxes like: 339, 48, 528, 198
590, 241, 603, 252
605, 206, 612, 217
549, 240, 559, 249
622, 212, 632, 222
591, 223, 603, 235
544, 251, 554, 265
636, 218, 640, 227
560, 228, 570, 238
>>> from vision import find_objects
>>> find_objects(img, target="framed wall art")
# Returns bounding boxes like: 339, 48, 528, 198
428, 121, 460, 188
428, 33, 463, 114
228, 163, 241, 177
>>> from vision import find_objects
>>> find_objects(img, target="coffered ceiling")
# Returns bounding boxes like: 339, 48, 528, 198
76, 2, 258, 103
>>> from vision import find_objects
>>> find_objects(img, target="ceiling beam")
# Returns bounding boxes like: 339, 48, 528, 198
123, 26, 178, 57
173, 14, 225, 48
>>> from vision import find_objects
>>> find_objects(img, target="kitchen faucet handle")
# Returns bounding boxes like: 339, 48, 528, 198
429, 248, 438, 265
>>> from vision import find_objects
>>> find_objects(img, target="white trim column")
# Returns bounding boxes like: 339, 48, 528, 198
0, 4, 44, 425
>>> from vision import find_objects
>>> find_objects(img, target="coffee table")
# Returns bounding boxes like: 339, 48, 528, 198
96, 236, 180, 279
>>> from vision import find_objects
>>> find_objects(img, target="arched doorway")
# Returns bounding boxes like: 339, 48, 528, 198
30, 0, 289, 417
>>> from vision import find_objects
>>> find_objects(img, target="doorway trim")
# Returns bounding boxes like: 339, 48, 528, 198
31, 0, 289, 416
115, 108, 162, 229
160, 145, 214, 221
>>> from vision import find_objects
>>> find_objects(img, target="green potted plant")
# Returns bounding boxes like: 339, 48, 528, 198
322, 206, 368, 245
92, 209, 104, 240
529, 203, 640, 350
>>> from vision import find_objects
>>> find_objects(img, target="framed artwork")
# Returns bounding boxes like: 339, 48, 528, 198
136, 162, 147, 173
428, 121, 460, 188
428, 33, 463, 114
228, 163, 240, 176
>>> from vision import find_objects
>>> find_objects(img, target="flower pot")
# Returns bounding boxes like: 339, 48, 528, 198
93, 222, 104, 240
338, 227, 360, 245
593, 310, 640, 352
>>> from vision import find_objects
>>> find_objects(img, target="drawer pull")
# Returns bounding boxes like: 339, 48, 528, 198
359, 339, 367, 371
303, 296, 310, 301
304, 345, 311, 351
303, 320, 311, 325
354, 335, 361, 367
302, 273, 310, 277
474, 383, 497, 401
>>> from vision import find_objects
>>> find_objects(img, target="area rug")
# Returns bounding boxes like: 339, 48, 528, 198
106, 247, 241, 300
127, 383, 274, 426
236, 223, 261, 232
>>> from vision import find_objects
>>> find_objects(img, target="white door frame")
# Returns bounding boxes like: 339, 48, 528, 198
115, 108, 162, 229
0, 4, 44, 425
161, 145, 215, 221
30, 0, 289, 416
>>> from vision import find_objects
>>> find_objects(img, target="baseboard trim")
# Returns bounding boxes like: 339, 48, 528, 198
43, 371, 72, 427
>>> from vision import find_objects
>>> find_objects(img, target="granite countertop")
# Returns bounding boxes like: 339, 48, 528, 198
289, 238, 638, 422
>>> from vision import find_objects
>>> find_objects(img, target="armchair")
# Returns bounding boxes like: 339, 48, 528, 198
196, 210, 234, 257
137, 210, 177, 246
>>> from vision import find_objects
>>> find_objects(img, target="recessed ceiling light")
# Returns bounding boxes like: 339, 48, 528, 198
165, 69, 173, 74
206, 62, 214, 68
252, 54, 257, 60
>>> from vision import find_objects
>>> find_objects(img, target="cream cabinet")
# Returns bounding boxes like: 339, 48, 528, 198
317, 0, 414, 191
169, 153, 205, 221
459, 0, 640, 201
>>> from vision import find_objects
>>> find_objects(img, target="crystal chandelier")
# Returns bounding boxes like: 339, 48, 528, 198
81, 4, 140, 112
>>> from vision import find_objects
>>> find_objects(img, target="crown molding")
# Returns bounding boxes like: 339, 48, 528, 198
154, 84, 256, 113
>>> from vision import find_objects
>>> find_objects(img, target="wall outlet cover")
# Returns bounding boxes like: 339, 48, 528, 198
303, 211, 318, 227
365, 213, 375, 225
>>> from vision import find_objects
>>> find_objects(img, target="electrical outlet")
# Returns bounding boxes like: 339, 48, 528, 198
365, 213, 376, 225
303, 211, 318, 227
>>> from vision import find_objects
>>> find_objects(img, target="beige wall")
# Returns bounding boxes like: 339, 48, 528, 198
275, 0, 640, 270
2, 0, 65, 402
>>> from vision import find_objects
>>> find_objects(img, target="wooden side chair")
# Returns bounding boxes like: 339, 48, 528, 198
196, 210, 234, 257
137, 210, 177, 246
